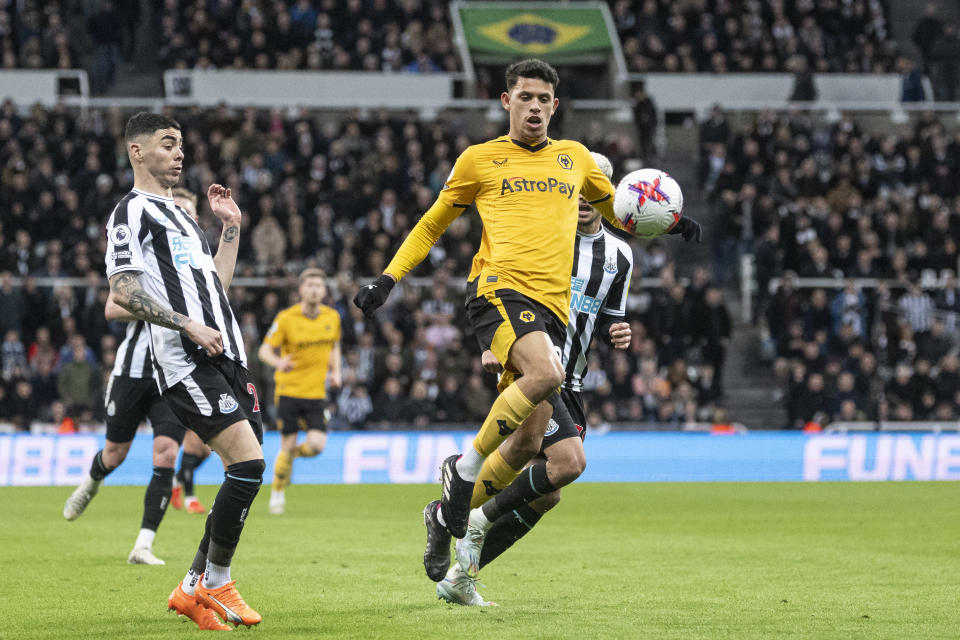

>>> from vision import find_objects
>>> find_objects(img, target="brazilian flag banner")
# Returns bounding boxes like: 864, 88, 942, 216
458, 3, 613, 63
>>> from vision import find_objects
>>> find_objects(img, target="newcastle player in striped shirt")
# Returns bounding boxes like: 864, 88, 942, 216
440, 153, 636, 605
101, 113, 264, 630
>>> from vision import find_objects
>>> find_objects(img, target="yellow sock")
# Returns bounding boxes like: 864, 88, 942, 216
473, 383, 536, 457
272, 451, 293, 491
470, 448, 522, 508
296, 443, 318, 458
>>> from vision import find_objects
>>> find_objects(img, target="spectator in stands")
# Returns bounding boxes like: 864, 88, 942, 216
462, 373, 493, 423
338, 381, 373, 429
914, 2, 945, 76
30, 354, 59, 409
88, 0, 123, 93
936, 354, 960, 404
899, 285, 935, 335
0, 272, 24, 334
699, 104, 730, 152
788, 55, 817, 102
917, 319, 952, 362
434, 377, 466, 424
898, 56, 926, 102
27, 327, 57, 373
407, 379, 434, 426
632, 86, 658, 161
9, 379, 36, 431
795, 372, 828, 428
886, 363, 916, 411
695, 287, 731, 395
370, 377, 410, 426
251, 214, 287, 267
2, 329, 27, 382
56, 339, 97, 421
929, 21, 960, 101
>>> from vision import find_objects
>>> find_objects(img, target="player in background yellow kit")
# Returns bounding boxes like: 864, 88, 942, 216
353, 59, 701, 581
258, 268, 341, 515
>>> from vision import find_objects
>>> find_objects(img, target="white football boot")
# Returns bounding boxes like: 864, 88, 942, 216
63, 476, 102, 521
436, 564, 496, 607
128, 546, 165, 565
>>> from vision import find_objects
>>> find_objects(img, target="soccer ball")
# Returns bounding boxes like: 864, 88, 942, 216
612, 168, 684, 238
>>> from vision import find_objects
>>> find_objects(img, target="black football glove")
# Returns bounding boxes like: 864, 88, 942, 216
668, 216, 703, 243
353, 274, 395, 317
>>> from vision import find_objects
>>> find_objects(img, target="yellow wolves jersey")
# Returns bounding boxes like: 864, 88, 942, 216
263, 304, 341, 401
385, 136, 619, 323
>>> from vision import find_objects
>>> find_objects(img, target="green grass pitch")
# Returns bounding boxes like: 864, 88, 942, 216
1, 482, 958, 639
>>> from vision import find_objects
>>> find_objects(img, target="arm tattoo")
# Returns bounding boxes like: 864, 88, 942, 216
109, 272, 189, 331
222, 225, 239, 243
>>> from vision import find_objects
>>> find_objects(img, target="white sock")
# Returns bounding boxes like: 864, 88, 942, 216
203, 561, 231, 589
468, 507, 493, 533
455, 448, 485, 482
182, 569, 201, 595
133, 528, 156, 550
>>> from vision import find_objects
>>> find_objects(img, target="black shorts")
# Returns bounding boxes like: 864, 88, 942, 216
162, 355, 263, 444
540, 388, 586, 451
465, 280, 567, 368
104, 374, 186, 445
276, 396, 327, 435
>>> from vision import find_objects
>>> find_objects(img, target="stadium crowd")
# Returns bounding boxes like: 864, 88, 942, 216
0, 102, 723, 432
155, 0, 460, 73
2, 1, 906, 77
9, 1, 960, 105
616, 0, 897, 74
702, 106, 960, 427
1, 0, 83, 70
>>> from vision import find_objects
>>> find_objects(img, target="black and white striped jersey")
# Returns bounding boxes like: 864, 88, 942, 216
104, 188, 246, 391
560, 225, 633, 392
111, 320, 153, 379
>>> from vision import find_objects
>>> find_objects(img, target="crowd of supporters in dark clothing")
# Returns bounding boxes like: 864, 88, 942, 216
703, 106, 960, 427
0, 102, 725, 431
1, 0, 900, 76
156, 0, 459, 73
8, 0, 960, 107
614, 0, 896, 74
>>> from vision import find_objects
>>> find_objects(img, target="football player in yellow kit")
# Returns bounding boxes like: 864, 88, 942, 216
353, 59, 701, 583
259, 268, 342, 515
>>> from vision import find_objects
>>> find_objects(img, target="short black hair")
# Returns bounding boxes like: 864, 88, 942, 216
505, 58, 559, 93
124, 112, 181, 142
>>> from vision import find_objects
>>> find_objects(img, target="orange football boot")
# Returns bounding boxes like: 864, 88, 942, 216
170, 486, 183, 510
167, 581, 231, 631
196, 580, 262, 627
185, 497, 207, 514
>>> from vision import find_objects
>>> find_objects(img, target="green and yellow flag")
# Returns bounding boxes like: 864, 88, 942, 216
458, 4, 613, 63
